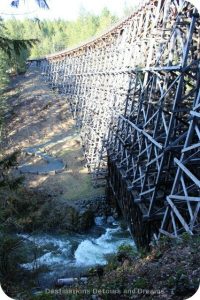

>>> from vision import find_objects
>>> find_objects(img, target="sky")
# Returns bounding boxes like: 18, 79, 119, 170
0, 1, 199, 21
0, 0, 143, 20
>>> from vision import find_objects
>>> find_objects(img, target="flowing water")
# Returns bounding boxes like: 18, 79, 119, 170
18, 217, 135, 288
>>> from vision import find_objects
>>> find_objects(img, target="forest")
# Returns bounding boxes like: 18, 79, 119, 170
0, 7, 125, 90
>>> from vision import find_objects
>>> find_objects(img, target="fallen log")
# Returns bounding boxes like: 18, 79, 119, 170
55, 277, 88, 287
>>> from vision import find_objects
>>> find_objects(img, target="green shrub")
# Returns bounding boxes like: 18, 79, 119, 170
167, 276, 176, 288
133, 278, 148, 289
104, 253, 119, 271
117, 243, 137, 256
181, 232, 192, 243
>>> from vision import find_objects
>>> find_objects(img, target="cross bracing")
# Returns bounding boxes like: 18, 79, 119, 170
38, 0, 200, 247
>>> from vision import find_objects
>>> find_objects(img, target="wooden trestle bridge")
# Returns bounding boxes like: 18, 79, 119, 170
33, 0, 200, 248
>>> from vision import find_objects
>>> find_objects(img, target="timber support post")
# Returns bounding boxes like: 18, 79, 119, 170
34, 0, 200, 248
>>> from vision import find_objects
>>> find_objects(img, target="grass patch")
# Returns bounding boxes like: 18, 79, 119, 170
61, 172, 104, 200
46, 145, 105, 201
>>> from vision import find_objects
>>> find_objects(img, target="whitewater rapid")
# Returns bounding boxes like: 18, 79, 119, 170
18, 217, 135, 286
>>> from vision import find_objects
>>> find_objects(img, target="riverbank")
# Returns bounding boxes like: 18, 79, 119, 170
0, 69, 109, 232
36, 235, 200, 300
0, 68, 104, 199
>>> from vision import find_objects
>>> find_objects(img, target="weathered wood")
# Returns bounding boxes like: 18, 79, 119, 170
56, 277, 88, 287
34, 0, 200, 248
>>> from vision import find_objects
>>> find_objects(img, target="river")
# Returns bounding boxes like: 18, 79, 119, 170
18, 216, 135, 289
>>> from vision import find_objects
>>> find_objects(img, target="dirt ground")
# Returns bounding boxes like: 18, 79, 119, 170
1, 68, 104, 202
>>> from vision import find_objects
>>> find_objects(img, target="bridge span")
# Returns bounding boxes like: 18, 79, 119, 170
33, 0, 200, 248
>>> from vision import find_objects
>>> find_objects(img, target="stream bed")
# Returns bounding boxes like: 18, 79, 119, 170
18, 217, 135, 288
